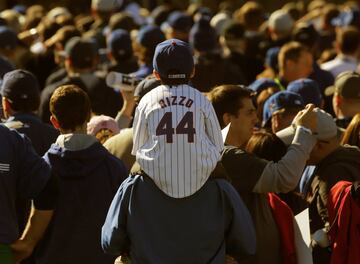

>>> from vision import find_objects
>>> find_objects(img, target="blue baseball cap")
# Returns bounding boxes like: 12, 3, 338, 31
1, 69, 40, 103
108, 29, 132, 59
265, 47, 280, 71
249, 78, 279, 94
189, 16, 217, 52
137, 25, 165, 50
262, 91, 304, 127
287, 78, 322, 107
153, 39, 194, 79
167, 11, 192, 33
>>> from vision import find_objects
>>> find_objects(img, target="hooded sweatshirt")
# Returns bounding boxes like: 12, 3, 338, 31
36, 134, 127, 264
307, 145, 360, 234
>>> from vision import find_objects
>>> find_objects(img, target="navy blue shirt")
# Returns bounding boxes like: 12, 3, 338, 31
4, 113, 58, 156
0, 125, 51, 244
102, 175, 256, 263
36, 141, 127, 264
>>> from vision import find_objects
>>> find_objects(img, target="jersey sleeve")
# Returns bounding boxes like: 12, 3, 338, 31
204, 99, 224, 152
131, 105, 149, 156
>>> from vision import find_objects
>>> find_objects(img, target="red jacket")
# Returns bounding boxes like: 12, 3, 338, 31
267, 193, 297, 264
328, 181, 360, 264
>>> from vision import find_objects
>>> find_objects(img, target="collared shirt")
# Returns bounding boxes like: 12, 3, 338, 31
320, 54, 359, 78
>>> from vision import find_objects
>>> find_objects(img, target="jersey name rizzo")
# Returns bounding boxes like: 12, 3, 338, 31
159, 96, 194, 109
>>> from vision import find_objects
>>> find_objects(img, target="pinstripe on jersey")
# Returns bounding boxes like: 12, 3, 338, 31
132, 84, 224, 198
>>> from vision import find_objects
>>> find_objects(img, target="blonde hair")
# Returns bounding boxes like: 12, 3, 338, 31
95, 128, 114, 144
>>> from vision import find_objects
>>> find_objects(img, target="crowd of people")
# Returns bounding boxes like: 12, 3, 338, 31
0, 0, 360, 263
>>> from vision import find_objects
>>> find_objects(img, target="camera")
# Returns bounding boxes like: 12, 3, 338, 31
106, 72, 142, 92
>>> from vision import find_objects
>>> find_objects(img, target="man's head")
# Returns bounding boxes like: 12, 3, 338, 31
1, 69, 40, 118
287, 78, 323, 107
164, 11, 192, 42
278, 41, 313, 82
64, 37, 99, 74
249, 78, 280, 122
263, 91, 304, 133
207, 84, 257, 148
107, 29, 133, 62
268, 9, 294, 41
189, 16, 218, 53
277, 108, 341, 165
134, 25, 165, 65
335, 26, 360, 57
234, 1, 265, 32
153, 38, 194, 86
0, 26, 18, 61
325, 71, 360, 119
220, 21, 246, 54
49, 85, 91, 134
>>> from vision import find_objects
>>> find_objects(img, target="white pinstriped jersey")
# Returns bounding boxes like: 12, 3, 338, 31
132, 84, 224, 198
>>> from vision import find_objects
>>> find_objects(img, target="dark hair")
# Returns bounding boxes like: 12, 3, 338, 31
341, 113, 360, 147
9, 97, 40, 113
245, 130, 287, 162
50, 84, 91, 131
207, 84, 253, 128
337, 26, 360, 55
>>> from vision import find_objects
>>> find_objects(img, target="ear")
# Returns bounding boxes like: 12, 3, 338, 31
50, 115, 61, 130
2, 97, 11, 113
222, 112, 231, 126
334, 94, 342, 107
271, 114, 279, 131
190, 66, 195, 78
153, 70, 161, 80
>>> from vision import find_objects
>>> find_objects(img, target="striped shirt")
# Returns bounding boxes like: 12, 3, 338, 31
132, 84, 224, 198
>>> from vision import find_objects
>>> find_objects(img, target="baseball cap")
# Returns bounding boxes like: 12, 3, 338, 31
107, 29, 132, 59
292, 23, 319, 48
189, 16, 217, 52
153, 39, 194, 79
262, 91, 304, 127
166, 11, 192, 33
64, 37, 98, 69
210, 12, 232, 35
87, 115, 120, 136
276, 108, 338, 145
287, 78, 322, 107
137, 25, 165, 51
91, 0, 119, 12
265, 46, 280, 71
268, 9, 294, 34
325, 71, 360, 100
332, 8, 360, 29
134, 77, 161, 99
1, 69, 40, 103
0, 26, 18, 50
249, 78, 279, 94
221, 21, 245, 40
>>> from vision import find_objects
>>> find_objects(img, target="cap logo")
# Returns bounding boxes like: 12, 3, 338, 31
168, 74, 186, 79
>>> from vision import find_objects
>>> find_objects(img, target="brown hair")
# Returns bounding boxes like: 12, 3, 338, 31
341, 113, 360, 147
278, 41, 309, 70
233, 1, 265, 31
337, 26, 360, 55
245, 130, 287, 162
207, 85, 254, 128
50, 84, 91, 131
